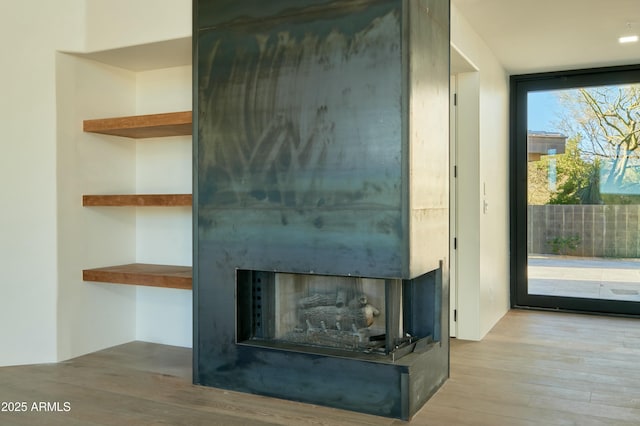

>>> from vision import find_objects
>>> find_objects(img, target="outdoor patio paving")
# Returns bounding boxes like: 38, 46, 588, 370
528, 255, 640, 301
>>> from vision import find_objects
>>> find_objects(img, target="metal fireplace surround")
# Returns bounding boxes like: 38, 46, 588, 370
193, 0, 450, 420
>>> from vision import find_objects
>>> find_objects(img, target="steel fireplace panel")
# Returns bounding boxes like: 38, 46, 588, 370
194, 0, 450, 420
196, 0, 361, 29
196, 0, 406, 278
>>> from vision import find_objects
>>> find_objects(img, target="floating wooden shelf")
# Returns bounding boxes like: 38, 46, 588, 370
83, 194, 192, 207
83, 111, 192, 138
83, 263, 192, 289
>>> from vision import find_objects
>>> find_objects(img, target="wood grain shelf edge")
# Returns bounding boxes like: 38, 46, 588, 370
82, 194, 192, 207
83, 263, 192, 290
83, 111, 192, 138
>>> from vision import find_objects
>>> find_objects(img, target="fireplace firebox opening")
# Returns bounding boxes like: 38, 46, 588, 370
237, 268, 441, 361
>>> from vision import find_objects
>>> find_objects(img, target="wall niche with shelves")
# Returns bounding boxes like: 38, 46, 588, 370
81, 108, 193, 289
57, 39, 193, 353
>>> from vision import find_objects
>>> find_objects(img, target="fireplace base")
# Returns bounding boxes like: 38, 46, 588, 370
197, 339, 448, 419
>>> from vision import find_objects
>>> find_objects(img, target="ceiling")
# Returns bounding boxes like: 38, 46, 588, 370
452, 0, 640, 75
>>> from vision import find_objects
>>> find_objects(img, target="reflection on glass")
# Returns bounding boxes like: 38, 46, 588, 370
547, 148, 557, 192
527, 84, 640, 301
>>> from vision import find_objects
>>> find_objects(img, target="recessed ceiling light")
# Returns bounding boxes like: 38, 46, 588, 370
619, 35, 639, 44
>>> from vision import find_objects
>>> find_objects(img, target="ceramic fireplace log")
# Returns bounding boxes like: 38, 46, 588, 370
301, 302, 380, 330
297, 293, 336, 309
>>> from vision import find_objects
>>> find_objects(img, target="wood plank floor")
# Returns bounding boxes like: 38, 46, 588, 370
1, 309, 639, 425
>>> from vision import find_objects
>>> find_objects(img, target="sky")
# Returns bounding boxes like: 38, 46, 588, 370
527, 90, 563, 133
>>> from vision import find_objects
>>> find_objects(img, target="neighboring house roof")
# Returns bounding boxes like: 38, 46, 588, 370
528, 131, 567, 161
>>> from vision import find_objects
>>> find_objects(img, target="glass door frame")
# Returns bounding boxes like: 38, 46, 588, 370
510, 64, 640, 315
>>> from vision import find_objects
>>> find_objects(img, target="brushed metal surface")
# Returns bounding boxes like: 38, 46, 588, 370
197, 0, 404, 278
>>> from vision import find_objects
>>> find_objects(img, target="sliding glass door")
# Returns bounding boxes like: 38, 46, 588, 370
511, 65, 640, 315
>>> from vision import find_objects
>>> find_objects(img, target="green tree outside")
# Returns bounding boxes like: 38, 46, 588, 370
529, 84, 640, 205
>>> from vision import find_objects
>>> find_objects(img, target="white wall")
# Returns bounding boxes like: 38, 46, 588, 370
451, 3, 511, 340
84, 0, 191, 52
56, 54, 139, 361
0, 0, 85, 366
478, 64, 510, 336
135, 66, 192, 347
